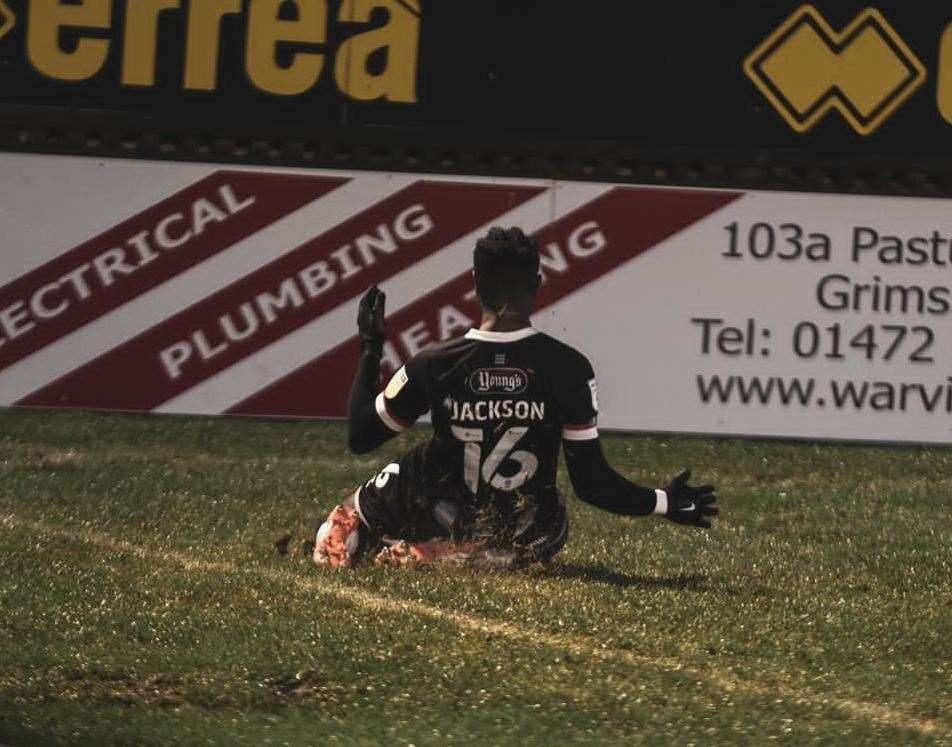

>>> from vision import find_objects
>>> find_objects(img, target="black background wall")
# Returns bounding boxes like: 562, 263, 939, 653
1, 1, 951, 194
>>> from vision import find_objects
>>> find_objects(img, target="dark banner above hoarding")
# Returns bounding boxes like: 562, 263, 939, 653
2, 1, 952, 159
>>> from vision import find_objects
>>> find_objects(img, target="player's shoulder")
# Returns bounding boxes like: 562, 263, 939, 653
412, 334, 473, 362
401, 334, 472, 377
531, 331, 595, 372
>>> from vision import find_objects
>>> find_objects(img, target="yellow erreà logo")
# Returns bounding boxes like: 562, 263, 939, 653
0, 0, 15, 42
22, 0, 420, 102
744, 5, 926, 135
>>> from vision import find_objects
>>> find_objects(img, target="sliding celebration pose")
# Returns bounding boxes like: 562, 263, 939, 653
314, 227, 718, 568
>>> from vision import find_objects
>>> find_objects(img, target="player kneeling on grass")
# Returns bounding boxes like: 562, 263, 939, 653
314, 227, 718, 568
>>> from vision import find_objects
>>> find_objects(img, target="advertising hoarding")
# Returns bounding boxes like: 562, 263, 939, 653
2, 2, 952, 161
2, 153, 951, 444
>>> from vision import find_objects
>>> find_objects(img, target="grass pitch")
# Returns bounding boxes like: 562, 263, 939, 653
0, 409, 950, 745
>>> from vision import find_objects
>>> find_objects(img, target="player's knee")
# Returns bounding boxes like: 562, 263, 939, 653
353, 463, 404, 533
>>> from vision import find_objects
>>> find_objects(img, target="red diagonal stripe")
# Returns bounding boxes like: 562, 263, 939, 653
19, 181, 544, 412
230, 186, 742, 417
0, 171, 347, 372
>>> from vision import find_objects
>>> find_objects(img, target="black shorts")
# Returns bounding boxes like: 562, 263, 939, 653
355, 443, 568, 564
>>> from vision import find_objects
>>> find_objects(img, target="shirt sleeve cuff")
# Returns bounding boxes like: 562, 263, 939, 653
653, 489, 668, 515
562, 423, 599, 441
375, 392, 408, 433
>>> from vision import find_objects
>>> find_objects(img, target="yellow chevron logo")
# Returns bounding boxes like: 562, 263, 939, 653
744, 5, 926, 135
0, 0, 15, 42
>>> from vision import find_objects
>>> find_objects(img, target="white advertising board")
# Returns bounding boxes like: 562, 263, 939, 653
0, 153, 949, 444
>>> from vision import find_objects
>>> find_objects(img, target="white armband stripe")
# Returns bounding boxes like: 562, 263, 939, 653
562, 425, 599, 441
375, 392, 406, 433
352, 490, 371, 529
653, 489, 668, 515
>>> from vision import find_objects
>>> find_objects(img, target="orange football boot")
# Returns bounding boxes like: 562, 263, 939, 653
374, 538, 486, 567
313, 505, 363, 568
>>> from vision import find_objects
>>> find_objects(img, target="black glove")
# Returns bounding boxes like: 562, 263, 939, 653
357, 285, 386, 356
662, 470, 719, 529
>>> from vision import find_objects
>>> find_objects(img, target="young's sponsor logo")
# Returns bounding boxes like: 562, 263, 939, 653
468, 368, 529, 395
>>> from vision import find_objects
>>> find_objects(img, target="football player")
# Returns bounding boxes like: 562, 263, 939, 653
314, 227, 718, 568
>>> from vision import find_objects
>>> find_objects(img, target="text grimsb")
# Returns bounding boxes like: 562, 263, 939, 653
822, 226, 952, 316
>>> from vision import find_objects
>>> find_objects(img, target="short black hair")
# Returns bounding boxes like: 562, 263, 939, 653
473, 227, 540, 312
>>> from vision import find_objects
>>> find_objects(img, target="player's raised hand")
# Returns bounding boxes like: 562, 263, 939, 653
357, 285, 386, 354
662, 469, 719, 529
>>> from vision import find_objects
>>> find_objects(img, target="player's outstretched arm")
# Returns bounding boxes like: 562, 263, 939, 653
563, 439, 718, 528
659, 469, 719, 529
346, 286, 398, 454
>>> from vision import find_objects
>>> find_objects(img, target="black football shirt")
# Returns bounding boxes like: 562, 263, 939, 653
375, 327, 599, 513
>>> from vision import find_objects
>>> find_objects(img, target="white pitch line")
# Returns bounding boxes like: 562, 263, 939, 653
0, 513, 944, 739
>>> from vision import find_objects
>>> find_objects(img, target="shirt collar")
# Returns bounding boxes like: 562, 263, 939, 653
464, 327, 539, 343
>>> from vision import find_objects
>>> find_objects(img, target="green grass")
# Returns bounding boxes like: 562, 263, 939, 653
0, 409, 950, 745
